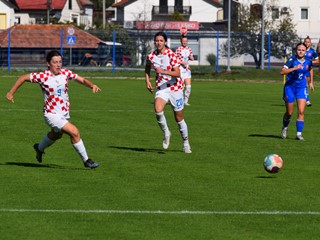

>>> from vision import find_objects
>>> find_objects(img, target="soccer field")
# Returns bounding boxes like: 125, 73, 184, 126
1, 75, 320, 239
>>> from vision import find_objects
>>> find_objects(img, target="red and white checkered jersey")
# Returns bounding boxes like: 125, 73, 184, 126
175, 46, 193, 70
147, 48, 184, 92
29, 69, 78, 114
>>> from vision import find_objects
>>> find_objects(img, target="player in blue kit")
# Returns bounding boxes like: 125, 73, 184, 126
280, 42, 313, 140
304, 36, 318, 106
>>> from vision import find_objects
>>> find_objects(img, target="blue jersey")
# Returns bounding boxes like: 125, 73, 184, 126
284, 55, 312, 88
305, 48, 318, 61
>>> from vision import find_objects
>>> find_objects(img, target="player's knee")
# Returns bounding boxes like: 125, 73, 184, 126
48, 131, 63, 140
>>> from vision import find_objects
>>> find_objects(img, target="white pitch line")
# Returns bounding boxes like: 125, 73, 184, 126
0, 209, 320, 215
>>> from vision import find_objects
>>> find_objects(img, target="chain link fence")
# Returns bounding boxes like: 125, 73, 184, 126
0, 28, 312, 71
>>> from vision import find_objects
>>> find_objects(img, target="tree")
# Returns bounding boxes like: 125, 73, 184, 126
222, 0, 299, 69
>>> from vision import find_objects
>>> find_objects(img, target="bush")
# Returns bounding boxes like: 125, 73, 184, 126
206, 53, 216, 66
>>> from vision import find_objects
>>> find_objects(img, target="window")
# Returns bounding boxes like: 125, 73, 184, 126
271, 7, 280, 19
301, 8, 309, 20
69, 0, 72, 10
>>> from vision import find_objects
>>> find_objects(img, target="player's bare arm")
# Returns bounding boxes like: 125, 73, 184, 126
75, 76, 101, 93
6, 74, 30, 103
154, 65, 180, 77
145, 60, 154, 93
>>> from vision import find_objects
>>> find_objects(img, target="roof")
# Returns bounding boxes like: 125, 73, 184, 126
112, 0, 137, 7
79, 0, 94, 6
0, 24, 102, 48
14, 0, 67, 10
14, 0, 93, 10
112, 0, 222, 8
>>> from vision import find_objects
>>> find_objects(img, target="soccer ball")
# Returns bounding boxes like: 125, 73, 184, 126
263, 154, 283, 173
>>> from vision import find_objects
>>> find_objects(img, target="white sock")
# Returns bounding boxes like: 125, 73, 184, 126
155, 111, 170, 136
184, 85, 191, 103
72, 139, 89, 162
177, 119, 189, 144
38, 134, 55, 152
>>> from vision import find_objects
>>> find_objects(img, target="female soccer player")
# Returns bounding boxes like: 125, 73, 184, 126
303, 36, 318, 106
145, 31, 191, 153
6, 50, 101, 168
280, 42, 313, 140
175, 35, 194, 106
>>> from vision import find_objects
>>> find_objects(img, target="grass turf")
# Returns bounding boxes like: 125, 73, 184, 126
1, 74, 320, 239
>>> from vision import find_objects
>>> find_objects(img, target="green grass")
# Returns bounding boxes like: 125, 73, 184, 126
1, 72, 320, 239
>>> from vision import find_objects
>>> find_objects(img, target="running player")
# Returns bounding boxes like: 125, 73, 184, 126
6, 50, 101, 168
280, 42, 313, 140
303, 36, 318, 106
175, 35, 194, 106
145, 31, 191, 153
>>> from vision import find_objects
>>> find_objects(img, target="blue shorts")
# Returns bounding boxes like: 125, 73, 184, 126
283, 85, 307, 103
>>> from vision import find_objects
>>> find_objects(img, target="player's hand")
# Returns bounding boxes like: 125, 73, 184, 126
92, 85, 101, 93
146, 81, 154, 93
6, 92, 14, 103
310, 82, 315, 92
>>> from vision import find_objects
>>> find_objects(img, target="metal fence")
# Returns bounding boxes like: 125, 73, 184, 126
0, 28, 311, 72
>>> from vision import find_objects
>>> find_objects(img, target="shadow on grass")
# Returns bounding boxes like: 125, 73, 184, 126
2, 162, 85, 170
248, 134, 281, 139
255, 175, 278, 179
109, 145, 181, 154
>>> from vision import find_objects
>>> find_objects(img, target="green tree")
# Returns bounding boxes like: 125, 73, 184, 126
222, 1, 299, 69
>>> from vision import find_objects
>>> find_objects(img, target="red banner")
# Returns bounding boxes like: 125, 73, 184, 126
136, 21, 199, 30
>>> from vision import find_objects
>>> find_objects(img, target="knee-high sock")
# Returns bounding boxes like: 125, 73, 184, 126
296, 120, 304, 134
38, 134, 55, 152
155, 111, 170, 136
184, 85, 191, 103
72, 139, 89, 162
283, 117, 291, 128
177, 119, 189, 144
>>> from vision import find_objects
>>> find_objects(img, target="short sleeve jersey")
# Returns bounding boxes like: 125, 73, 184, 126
305, 48, 318, 61
175, 46, 193, 70
147, 48, 184, 92
29, 68, 78, 114
284, 56, 312, 88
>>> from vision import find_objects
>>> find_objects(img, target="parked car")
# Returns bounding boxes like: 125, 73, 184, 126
78, 41, 132, 67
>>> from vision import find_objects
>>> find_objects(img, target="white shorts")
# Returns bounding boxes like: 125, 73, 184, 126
180, 66, 191, 81
44, 112, 70, 133
155, 88, 184, 111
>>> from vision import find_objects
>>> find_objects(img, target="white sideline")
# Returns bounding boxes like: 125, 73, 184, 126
0, 209, 320, 215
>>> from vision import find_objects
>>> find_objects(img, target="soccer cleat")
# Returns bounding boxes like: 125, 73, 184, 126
296, 135, 304, 141
184, 102, 191, 106
183, 144, 192, 153
84, 159, 99, 169
280, 127, 288, 139
162, 132, 171, 149
306, 101, 312, 107
33, 143, 44, 163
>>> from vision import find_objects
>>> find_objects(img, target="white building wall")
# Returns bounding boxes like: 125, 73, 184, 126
0, 1, 15, 28
237, 0, 320, 38
188, 0, 220, 22
60, 0, 82, 24
123, 0, 220, 22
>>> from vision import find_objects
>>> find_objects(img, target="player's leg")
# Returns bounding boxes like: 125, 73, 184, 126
155, 91, 171, 149
33, 129, 62, 163
296, 98, 306, 140
281, 86, 294, 139
170, 90, 191, 153
306, 76, 311, 106
184, 77, 192, 106
33, 112, 67, 163
62, 122, 99, 168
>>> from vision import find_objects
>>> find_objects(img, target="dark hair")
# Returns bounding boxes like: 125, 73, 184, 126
46, 50, 61, 63
296, 42, 307, 49
154, 31, 167, 42
304, 35, 311, 41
